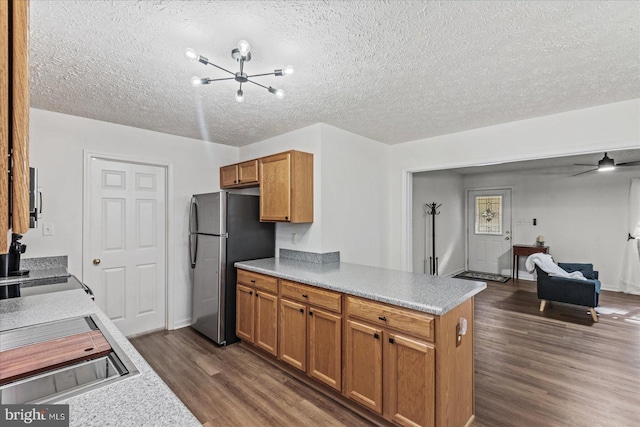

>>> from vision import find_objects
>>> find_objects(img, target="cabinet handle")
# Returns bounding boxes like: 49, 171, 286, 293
389, 337, 394, 344
374, 333, 379, 339
285, 216, 288, 220
309, 311, 314, 316
250, 280, 256, 283
302, 294, 308, 298
299, 308, 304, 313
255, 292, 259, 297
249, 291, 253, 295
378, 316, 387, 321
234, 180, 237, 183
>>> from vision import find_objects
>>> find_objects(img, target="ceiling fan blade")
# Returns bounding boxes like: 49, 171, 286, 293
572, 168, 598, 177
616, 161, 640, 167
573, 163, 597, 167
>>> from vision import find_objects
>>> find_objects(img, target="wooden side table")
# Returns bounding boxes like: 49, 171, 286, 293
512, 245, 549, 280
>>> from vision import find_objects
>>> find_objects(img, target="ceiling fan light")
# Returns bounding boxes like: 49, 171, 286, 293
598, 165, 615, 172
283, 65, 294, 75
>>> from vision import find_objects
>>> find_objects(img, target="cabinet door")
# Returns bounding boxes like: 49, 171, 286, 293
238, 160, 258, 185
236, 284, 255, 343
386, 334, 435, 427
220, 164, 239, 188
309, 308, 342, 391
259, 152, 291, 221
279, 299, 307, 371
255, 290, 278, 356
345, 320, 383, 414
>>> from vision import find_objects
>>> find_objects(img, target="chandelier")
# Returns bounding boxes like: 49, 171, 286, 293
185, 40, 293, 103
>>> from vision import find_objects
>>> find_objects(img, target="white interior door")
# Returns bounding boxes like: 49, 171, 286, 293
467, 189, 512, 275
85, 158, 166, 337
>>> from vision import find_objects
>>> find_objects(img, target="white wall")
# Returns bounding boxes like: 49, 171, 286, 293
412, 172, 465, 276
462, 168, 639, 290
239, 123, 391, 267
389, 99, 640, 271
320, 124, 390, 267
26, 109, 238, 328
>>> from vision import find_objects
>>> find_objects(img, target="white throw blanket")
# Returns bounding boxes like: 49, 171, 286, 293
525, 253, 587, 280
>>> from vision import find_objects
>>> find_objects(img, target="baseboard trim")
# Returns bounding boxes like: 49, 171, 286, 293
448, 268, 466, 278
172, 319, 192, 330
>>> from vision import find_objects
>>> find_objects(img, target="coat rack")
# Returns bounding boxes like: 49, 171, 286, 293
425, 202, 442, 275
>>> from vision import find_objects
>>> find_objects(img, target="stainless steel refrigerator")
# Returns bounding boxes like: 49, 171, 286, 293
189, 191, 275, 345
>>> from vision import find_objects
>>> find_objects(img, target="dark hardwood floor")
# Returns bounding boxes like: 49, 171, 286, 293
131, 280, 640, 427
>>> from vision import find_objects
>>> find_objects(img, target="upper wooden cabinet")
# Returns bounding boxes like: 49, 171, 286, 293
1, 0, 30, 254
260, 150, 313, 223
220, 160, 259, 188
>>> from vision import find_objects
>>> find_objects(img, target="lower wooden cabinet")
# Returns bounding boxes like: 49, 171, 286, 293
236, 284, 255, 343
386, 333, 435, 427
236, 280, 277, 356
345, 320, 383, 413
255, 290, 278, 356
279, 298, 342, 391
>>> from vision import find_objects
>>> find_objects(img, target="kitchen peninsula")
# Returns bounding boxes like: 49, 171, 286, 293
235, 253, 486, 427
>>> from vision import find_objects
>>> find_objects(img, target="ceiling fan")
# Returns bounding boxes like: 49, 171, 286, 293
572, 152, 640, 177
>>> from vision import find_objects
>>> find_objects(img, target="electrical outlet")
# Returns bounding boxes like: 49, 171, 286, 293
291, 232, 297, 244
42, 223, 55, 236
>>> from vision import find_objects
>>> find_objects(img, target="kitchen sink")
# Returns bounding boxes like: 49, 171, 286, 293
0, 315, 139, 404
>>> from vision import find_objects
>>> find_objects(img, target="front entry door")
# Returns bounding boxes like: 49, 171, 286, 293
85, 158, 167, 337
467, 189, 512, 275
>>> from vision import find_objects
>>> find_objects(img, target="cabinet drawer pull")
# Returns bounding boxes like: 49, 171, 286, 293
378, 316, 387, 321
299, 308, 304, 313
373, 333, 379, 339
302, 294, 308, 298
250, 280, 256, 283
389, 337, 394, 344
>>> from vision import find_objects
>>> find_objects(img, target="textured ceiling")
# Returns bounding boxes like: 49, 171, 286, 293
30, 1, 640, 147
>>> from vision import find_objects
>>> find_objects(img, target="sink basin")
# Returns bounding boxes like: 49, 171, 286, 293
0, 315, 139, 404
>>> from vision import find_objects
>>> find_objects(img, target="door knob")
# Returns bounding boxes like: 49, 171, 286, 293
505, 237, 511, 241
93, 259, 101, 265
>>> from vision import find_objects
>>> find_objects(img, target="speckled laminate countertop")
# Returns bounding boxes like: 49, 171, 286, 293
0, 267, 70, 285
234, 258, 486, 316
0, 290, 200, 427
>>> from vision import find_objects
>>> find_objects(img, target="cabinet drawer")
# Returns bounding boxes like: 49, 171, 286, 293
281, 280, 341, 313
347, 296, 434, 342
237, 270, 278, 294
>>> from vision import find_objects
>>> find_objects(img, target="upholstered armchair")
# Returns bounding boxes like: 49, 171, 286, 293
535, 263, 601, 322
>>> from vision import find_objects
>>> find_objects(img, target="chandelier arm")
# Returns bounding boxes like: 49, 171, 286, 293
207, 77, 237, 82
246, 72, 278, 78
245, 79, 270, 90
203, 60, 236, 76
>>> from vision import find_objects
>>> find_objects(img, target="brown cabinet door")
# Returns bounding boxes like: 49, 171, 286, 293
345, 320, 383, 414
236, 284, 255, 343
259, 152, 291, 221
386, 334, 435, 427
279, 298, 307, 371
220, 164, 239, 188
255, 290, 278, 356
238, 160, 258, 185
309, 308, 342, 391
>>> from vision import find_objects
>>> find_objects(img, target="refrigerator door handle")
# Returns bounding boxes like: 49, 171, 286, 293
189, 234, 198, 268
189, 196, 199, 234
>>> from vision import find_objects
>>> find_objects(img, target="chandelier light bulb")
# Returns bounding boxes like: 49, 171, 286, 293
235, 89, 244, 103
237, 40, 251, 57
185, 48, 198, 61
283, 65, 294, 76
191, 76, 204, 87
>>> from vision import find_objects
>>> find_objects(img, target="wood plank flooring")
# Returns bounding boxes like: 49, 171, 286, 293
131, 280, 640, 426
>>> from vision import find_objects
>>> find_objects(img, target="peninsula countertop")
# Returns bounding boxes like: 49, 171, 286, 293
0, 289, 199, 427
234, 258, 486, 316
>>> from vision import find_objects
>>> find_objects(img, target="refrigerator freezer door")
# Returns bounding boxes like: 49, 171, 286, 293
192, 192, 226, 235
191, 235, 226, 344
